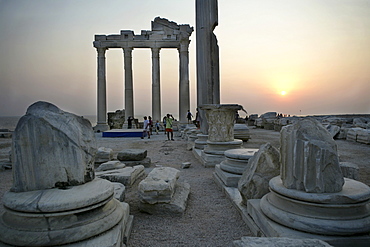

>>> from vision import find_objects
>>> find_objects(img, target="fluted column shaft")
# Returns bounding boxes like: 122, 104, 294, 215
179, 41, 190, 123
151, 47, 161, 122
123, 47, 134, 119
96, 47, 109, 131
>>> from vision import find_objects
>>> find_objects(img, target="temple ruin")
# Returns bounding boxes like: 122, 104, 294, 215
93, 17, 193, 132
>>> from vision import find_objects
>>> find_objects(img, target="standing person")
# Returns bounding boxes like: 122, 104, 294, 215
148, 116, 153, 135
162, 115, 167, 135
165, 113, 174, 141
127, 116, 133, 129
141, 116, 150, 139
186, 110, 193, 124
195, 108, 200, 129
155, 120, 160, 134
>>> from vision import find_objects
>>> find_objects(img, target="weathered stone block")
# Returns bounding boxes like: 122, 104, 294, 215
346, 128, 363, 142
112, 182, 126, 202
280, 118, 344, 193
117, 149, 147, 161
95, 147, 114, 164
238, 143, 280, 204
325, 124, 340, 138
11, 101, 96, 192
123, 157, 151, 168
340, 162, 359, 180
181, 162, 191, 169
96, 160, 125, 172
139, 181, 190, 215
138, 167, 180, 204
357, 128, 370, 144
234, 124, 251, 141
97, 165, 145, 186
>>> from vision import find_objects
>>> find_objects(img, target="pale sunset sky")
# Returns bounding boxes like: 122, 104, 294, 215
0, 0, 369, 119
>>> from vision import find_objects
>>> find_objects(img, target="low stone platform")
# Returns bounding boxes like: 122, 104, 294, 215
103, 129, 143, 138
215, 164, 241, 187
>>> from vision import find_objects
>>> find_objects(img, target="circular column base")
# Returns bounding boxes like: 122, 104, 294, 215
260, 176, 370, 235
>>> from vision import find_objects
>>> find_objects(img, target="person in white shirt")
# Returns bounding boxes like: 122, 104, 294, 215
141, 116, 150, 139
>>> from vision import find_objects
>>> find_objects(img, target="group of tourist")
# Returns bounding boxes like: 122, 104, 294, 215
139, 114, 175, 140
138, 110, 197, 140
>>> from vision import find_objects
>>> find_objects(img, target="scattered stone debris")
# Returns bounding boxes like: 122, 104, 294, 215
181, 162, 191, 169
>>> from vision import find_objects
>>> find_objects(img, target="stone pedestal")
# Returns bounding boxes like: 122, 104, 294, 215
187, 129, 200, 150
201, 140, 243, 167
199, 104, 243, 167
245, 119, 370, 245
194, 134, 208, 150
214, 149, 258, 187
0, 179, 132, 247
0, 102, 132, 247
261, 176, 370, 236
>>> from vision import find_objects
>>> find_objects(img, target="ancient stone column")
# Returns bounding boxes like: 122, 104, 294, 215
199, 104, 243, 167
257, 119, 370, 238
96, 47, 109, 132
123, 47, 134, 120
196, 0, 220, 134
179, 40, 190, 123
151, 47, 161, 122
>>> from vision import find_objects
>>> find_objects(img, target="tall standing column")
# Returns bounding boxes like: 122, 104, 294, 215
196, 0, 220, 134
151, 47, 161, 122
179, 41, 191, 123
95, 47, 109, 132
123, 47, 134, 119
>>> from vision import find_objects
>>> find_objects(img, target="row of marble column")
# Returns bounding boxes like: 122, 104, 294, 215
95, 43, 190, 132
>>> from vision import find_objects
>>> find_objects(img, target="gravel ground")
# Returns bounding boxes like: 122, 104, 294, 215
0, 128, 369, 246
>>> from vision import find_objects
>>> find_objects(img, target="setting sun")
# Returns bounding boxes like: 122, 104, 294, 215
281, 91, 287, 96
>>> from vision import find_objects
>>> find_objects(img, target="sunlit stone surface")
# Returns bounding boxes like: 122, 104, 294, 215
0, 101, 132, 246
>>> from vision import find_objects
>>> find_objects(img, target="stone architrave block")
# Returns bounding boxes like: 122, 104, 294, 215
357, 129, 370, 144
112, 182, 126, 202
95, 147, 114, 164
238, 143, 280, 204
117, 149, 147, 161
11, 101, 96, 192
233, 237, 333, 247
138, 167, 180, 204
340, 162, 359, 180
97, 165, 145, 186
346, 128, 363, 142
96, 160, 126, 172
280, 118, 344, 193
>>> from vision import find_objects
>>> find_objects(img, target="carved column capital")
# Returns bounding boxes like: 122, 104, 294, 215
151, 47, 161, 58
123, 47, 133, 55
96, 47, 107, 57
179, 40, 190, 53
